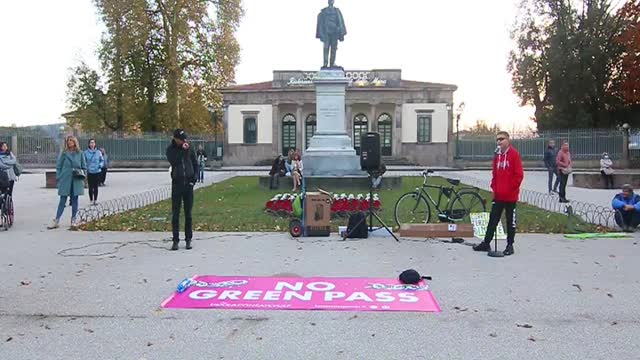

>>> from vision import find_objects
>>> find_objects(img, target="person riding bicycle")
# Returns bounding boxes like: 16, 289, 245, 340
473, 131, 523, 256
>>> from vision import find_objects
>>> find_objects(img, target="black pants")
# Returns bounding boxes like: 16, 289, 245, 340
614, 209, 640, 229
100, 168, 108, 185
7, 181, 14, 197
601, 171, 614, 189
171, 183, 194, 241
558, 173, 569, 200
87, 173, 100, 201
547, 168, 560, 192
483, 201, 517, 244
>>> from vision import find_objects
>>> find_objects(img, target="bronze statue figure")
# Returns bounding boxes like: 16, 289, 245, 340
316, 0, 347, 69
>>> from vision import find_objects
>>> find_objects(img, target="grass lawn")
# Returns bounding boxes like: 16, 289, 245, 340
82, 176, 597, 233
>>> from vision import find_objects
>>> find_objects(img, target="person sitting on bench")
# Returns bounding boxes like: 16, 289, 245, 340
612, 184, 640, 232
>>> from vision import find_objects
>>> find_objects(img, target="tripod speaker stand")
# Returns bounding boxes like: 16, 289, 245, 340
342, 171, 400, 242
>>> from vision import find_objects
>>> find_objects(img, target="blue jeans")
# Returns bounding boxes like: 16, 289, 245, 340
56, 185, 78, 220
198, 164, 205, 182
548, 168, 560, 192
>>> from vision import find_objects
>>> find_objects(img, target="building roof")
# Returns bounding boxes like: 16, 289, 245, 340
224, 81, 274, 91
223, 79, 457, 92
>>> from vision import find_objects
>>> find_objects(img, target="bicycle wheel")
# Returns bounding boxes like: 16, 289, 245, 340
6, 195, 13, 227
1, 198, 8, 231
394, 192, 431, 226
448, 191, 486, 222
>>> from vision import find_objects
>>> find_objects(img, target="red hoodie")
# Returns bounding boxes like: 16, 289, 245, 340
491, 146, 524, 202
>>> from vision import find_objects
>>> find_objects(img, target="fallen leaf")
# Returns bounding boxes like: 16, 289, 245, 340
611, 321, 618, 326
607, 293, 614, 298
572, 284, 582, 292
20, 280, 31, 286
516, 324, 533, 329
489, 333, 497, 338
6, 337, 12, 342
310, 322, 316, 326
256, 337, 263, 341
84, 328, 94, 333
528, 336, 537, 342
348, 315, 358, 320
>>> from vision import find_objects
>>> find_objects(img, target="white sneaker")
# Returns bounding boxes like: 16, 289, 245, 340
70, 218, 79, 229
47, 219, 59, 230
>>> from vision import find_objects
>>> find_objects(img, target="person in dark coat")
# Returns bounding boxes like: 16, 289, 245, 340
166, 129, 198, 251
544, 139, 560, 194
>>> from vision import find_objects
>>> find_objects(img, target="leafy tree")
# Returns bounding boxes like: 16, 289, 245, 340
615, 0, 640, 106
66, 0, 243, 133
508, 0, 626, 129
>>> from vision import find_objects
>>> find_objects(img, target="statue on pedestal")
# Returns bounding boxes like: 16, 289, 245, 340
316, 0, 347, 70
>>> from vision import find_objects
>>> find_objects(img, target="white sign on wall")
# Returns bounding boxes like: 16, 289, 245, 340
287, 71, 387, 87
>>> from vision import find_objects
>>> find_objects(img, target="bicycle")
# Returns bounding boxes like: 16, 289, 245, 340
0, 189, 14, 231
394, 169, 486, 226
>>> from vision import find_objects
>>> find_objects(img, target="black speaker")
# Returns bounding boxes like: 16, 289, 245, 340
360, 132, 381, 171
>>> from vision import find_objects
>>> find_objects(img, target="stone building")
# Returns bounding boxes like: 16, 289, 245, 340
221, 69, 457, 166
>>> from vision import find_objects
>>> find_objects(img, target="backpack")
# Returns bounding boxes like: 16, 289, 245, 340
0, 171, 9, 189
346, 212, 368, 238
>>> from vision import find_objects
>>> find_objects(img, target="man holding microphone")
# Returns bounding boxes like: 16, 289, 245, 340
473, 131, 524, 256
166, 129, 199, 251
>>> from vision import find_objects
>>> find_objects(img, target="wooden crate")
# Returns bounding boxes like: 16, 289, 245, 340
399, 223, 475, 239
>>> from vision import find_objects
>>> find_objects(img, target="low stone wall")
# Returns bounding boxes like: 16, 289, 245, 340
573, 172, 640, 189
259, 176, 403, 191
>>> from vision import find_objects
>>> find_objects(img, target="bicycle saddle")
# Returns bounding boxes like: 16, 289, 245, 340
446, 178, 460, 186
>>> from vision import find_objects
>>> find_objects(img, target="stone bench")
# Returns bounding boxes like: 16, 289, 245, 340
259, 176, 403, 191
573, 172, 640, 189
45, 171, 88, 189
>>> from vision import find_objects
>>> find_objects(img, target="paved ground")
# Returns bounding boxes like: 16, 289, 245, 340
1, 172, 639, 359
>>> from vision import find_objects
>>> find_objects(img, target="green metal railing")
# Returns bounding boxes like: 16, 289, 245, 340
0, 130, 223, 165
457, 129, 625, 160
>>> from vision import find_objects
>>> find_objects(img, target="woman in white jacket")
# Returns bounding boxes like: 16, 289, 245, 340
600, 152, 614, 189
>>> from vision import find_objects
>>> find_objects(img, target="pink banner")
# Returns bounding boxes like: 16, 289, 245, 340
162, 275, 441, 312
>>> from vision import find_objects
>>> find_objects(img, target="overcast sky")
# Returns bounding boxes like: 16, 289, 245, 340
0, 0, 535, 131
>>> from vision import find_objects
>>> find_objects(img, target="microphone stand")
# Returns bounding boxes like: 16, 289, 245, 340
487, 230, 504, 258
488, 146, 504, 258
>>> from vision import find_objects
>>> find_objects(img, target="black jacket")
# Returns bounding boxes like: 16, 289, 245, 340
166, 141, 198, 185
544, 147, 556, 169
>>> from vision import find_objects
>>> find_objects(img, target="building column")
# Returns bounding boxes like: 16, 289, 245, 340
369, 102, 378, 132
346, 102, 353, 146
222, 103, 230, 159
394, 102, 403, 158
272, 102, 280, 155
296, 103, 303, 152
11, 135, 18, 156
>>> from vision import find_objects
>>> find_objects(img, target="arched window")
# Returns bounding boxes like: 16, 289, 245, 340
282, 114, 296, 155
378, 113, 393, 156
353, 113, 368, 155
305, 114, 317, 149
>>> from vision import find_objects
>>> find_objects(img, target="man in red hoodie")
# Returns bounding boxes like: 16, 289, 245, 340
473, 131, 524, 256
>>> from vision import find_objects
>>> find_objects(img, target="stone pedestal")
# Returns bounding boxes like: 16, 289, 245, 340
303, 69, 364, 176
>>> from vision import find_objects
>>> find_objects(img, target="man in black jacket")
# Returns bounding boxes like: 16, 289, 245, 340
166, 129, 198, 251
544, 139, 560, 194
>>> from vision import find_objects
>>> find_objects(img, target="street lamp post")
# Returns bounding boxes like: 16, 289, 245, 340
622, 123, 630, 168
455, 102, 465, 159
